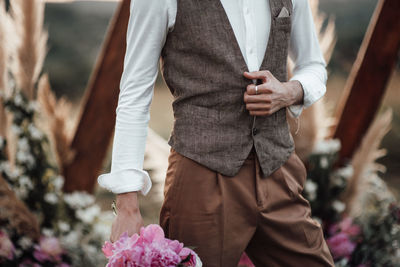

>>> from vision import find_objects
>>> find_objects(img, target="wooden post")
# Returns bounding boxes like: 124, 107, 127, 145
62, 0, 131, 192
333, 0, 400, 165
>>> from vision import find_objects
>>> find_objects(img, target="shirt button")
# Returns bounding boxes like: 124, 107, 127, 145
252, 128, 259, 136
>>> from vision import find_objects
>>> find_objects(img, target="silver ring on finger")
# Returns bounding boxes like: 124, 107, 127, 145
255, 85, 258, 95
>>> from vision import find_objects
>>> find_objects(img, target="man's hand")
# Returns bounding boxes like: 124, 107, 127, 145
110, 192, 144, 243
243, 70, 304, 116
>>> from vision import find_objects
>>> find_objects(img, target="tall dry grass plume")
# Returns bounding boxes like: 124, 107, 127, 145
10, 0, 48, 101
0, 1, 9, 138
343, 109, 394, 217
288, 0, 337, 161
0, 0, 77, 172
37, 74, 76, 172
0, 0, 17, 165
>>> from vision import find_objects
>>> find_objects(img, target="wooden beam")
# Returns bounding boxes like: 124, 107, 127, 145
62, 0, 131, 192
333, 0, 400, 165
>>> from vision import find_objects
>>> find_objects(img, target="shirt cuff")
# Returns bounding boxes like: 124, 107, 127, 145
289, 72, 326, 109
97, 168, 152, 196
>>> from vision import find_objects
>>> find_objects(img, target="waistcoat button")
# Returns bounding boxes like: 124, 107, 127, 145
252, 127, 259, 136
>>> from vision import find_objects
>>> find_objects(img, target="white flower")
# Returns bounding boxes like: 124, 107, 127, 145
14, 248, 22, 258
305, 180, 318, 201
17, 137, 29, 151
332, 200, 346, 213
16, 137, 36, 167
313, 139, 341, 154
18, 236, 32, 249
3, 164, 23, 181
52, 175, 65, 191
15, 186, 28, 199
64, 191, 95, 209
44, 192, 59, 204
27, 101, 39, 112
61, 230, 80, 247
335, 258, 349, 267
14, 93, 23, 106
19, 175, 33, 190
320, 156, 329, 168
0, 162, 9, 173
331, 174, 345, 187
42, 228, 54, 237
76, 205, 101, 224
58, 221, 71, 232
93, 221, 111, 239
16, 150, 35, 168
83, 244, 97, 255
336, 165, 354, 179
28, 123, 43, 140
10, 124, 22, 135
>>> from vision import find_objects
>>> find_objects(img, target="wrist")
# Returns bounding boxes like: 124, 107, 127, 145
115, 191, 140, 215
283, 80, 304, 106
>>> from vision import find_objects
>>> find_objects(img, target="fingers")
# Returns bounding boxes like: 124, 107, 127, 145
246, 83, 273, 95
246, 103, 271, 111
243, 70, 272, 83
243, 91, 272, 104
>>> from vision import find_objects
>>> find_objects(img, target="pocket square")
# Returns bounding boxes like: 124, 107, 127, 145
277, 6, 290, 18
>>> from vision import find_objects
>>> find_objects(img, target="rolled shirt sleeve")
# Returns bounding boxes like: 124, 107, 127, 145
287, 0, 328, 118
97, 0, 172, 195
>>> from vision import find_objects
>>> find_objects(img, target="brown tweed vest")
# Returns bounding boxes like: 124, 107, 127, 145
160, 0, 295, 177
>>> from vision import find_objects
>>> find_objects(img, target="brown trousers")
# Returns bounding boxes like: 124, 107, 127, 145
159, 146, 334, 267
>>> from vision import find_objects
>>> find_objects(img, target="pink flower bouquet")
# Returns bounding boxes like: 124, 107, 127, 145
102, 224, 202, 267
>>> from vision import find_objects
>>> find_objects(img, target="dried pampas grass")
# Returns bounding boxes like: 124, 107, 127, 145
9, 0, 48, 100
0, 1, 17, 166
288, 0, 337, 161
1, 0, 76, 172
0, 174, 40, 241
309, 0, 337, 63
37, 74, 76, 171
0, 0, 10, 138
343, 109, 394, 217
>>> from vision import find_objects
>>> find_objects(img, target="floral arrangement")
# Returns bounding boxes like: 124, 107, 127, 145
0, 88, 113, 266
0, 0, 113, 266
0, 229, 70, 266
102, 224, 202, 267
302, 110, 400, 267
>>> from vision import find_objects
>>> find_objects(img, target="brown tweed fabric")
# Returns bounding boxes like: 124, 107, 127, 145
160, 0, 295, 178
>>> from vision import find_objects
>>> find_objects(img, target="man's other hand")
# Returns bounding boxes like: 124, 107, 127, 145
110, 192, 144, 243
243, 70, 304, 116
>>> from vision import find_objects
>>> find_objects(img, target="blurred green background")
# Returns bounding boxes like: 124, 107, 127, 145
42, 0, 399, 195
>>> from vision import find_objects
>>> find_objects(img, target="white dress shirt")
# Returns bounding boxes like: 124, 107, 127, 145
97, 0, 327, 195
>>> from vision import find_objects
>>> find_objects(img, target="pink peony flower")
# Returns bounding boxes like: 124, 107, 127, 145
0, 230, 15, 260
33, 236, 64, 263
102, 224, 200, 267
328, 217, 361, 239
327, 232, 356, 260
